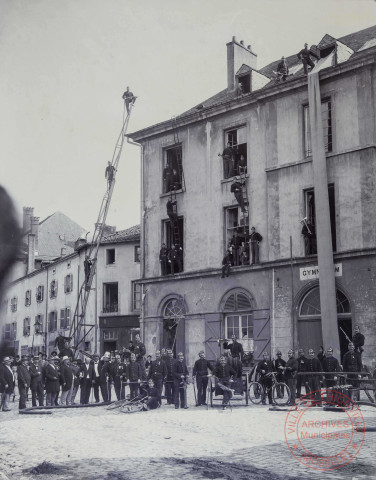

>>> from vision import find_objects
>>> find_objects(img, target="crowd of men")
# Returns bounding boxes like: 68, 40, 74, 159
0, 326, 367, 413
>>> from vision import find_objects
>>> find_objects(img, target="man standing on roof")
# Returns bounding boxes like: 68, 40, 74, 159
105, 161, 116, 190
122, 86, 137, 113
276, 56, 289, 81
297, 43, 319, 74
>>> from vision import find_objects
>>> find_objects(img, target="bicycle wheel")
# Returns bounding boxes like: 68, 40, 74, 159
272, 382, 290, 406
248, 381, 263, 404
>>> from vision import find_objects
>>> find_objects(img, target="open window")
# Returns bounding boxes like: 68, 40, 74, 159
225, 207, 249, 266
163, 145, 183, 193
35, 314, 44, 335
304, 184, 336, 253
103, 283, 118, 313
25, 290, 31, 307
162, 217, 184, 274
304, 99, 332, 157
238, 74, 251, 94
50, 280, 58, 299
10, 296, 17, 312
134, 245, 141, 263
36, 285, 44, 303
64, 274, 73, 293
60, 307, 71, 330
132, 282, 142, 311
48, 311, 57, 332
106, 248, 115, 265
224, 126, 247, 178
23, 317, 31, 336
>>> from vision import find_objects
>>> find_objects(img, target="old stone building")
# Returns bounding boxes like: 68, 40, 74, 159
1, 221, 141, 357
129, 26, 376, 369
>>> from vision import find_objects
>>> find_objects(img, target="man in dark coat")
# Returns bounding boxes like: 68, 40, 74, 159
322, 347, 341, 388
122, 86, 137, 113
297, 43, 319, 74
249, 227, 263, 264
276, 56, 289, 81
230, 177, 246, 213
164, 349, 176, 405
212, 355, 237, 410
301, 218, 317, 255
221, 252, 232, 278
193, 351, 213, 406
296, 348, 308, 398
17, 355, 31, 410
125, 353, 144, 400
343, 342, 362, 388
159, 243, 169, 275
90, 354, 101, 402
44, 357, 61, 406
29, 356, 44, 407
60, 356, 74, 405
133, 334, 146, 367
110, 353, 126, 400
305, 349, 322, 405
172, 352, 189, 409
141, 379, 161, 410
256, 352, 275, 405
274, 351, 287, 398
281, 350, 298, 405
223, 335, 244, 361
0, 357, 15, 411
166, 198, 178, 226
98, 354, 112, 402
79, 357, 92, 404
352, 325, 365, 355
219, 142, 234, 179
148, 350, 167, 397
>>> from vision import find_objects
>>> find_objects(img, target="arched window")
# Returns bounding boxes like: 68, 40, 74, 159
163, 298, 186, 318
299, 288, 351, 318
222, 290, 254, 342
162, 298, 186, 353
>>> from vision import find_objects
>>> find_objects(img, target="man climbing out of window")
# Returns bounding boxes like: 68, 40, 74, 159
231, 177, 246, 213
297, 43, 319, 75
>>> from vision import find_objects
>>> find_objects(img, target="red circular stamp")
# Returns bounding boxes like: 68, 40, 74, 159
284, 389, 365, 470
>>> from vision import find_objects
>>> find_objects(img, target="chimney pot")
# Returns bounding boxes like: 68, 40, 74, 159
23, 207, 34, 234
232, 36, 236, 42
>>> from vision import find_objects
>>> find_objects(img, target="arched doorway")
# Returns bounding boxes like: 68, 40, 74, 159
161, 298, 186, 356
298, 287, 352, 360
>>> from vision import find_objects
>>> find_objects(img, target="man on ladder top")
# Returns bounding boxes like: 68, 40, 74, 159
122, 86, 137, 113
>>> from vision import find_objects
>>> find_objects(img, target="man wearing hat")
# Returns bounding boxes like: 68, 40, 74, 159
281, 350, 298, 405
29, 356, 44, 406
256, 351, 275, 405
322, 347, 341, 388
343, 342, 362, 389
274, 351, 286, 398
60, 356, 74, 405
276, 56, 289, 81
249, 227, 263, 265
193, 351, 213, 406
17, 355, 31, 410
305, 349, 322, 406
230, 177, 246, 213
301, 218, 316, 255
297, 43, 319, 75
0, 357, 15, 411
44, 356, 60, 406
164, 349, 176, 405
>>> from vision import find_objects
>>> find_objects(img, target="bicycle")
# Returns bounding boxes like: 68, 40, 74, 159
248, 371, 290, 406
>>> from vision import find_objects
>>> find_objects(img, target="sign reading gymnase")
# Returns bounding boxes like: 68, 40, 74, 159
299, 264, 342, 281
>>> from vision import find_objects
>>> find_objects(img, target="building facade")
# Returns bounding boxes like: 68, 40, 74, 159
130, 27, 376, 369
1, 226, 141, 356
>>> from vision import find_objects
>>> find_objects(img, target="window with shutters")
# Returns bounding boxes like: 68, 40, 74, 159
35, 315, 44, 334
50, 280, 58, 299
222, 290, 254, 341
36, 285, 44, 303
64, 274, 73, 293
132, 282, 141, 311
25, 290, 31, 306
304, 99, 332, 157
11, 322, 17, 340
23, 317, 31, 336
10, 296, 17, 312
60, 307, 71, 330
4, 323, 11, 341
48, 311, 57, 332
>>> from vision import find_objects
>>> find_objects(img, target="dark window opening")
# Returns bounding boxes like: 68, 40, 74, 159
23, 318, 31, 336
238, 74, 251, 94
60, 307, 71, 330
304, 184, 336, 254
35, 315, 44, 335
134, 245, 141, 263
161, 217, 184, 275
103, 283, 118, 313
106, 248, 115, 265
223, 126, 247, 178
304, 100, 332, 157
225, 207, 249, 266
48, 311, 57, 332
25, 290, 31, 307
163, 145, 183, 193
50, 280, 58, 299
36, 285, 44, 303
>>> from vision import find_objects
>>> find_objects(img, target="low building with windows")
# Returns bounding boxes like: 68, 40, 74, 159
1, 224, 141, 357
129, 26, 376, 369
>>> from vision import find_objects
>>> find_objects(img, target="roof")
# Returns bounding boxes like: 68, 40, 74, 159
129, 25, 376, 137
102, 224, 140, 244
24, 211, 87, 261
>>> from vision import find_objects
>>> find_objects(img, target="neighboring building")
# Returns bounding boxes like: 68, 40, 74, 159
1, 225, 141, 356
129, 26, 376, 369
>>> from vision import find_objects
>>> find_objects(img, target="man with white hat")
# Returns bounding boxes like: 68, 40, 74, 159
0, 357, 15, 411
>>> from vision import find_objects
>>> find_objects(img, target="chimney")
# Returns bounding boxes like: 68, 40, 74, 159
30, 216, 39, 254
27, 234, 36, 274
227, 37, 257, 91
23, 207, 34, 234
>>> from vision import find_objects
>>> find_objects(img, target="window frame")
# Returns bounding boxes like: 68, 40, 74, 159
162, 144, 183, 194
36, 285, 44, 303
134, 245, 141, 263
223, 125, 248, 179
35, 314, 44, 335
103, 282, 119, 313
10, 296, 18, 312
11, 322, 17, 340
25, 290, 31, 307
303, 98, 333, 158
106, 248, 116, 265
48, 311, 58, 333
224, 314, 254, 340
132, 282, 142, 311
23, 317, 31, 337
64, 274, 73, 294
50, 279, 58, 299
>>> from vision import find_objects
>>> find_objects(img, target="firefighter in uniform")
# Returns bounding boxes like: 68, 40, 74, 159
212, 356, 237, 410
322, 347, 341, 388
172, 352, 189, 409
296, 348, 308, 398
148, 350, 167, 398
342, 342, 362, 390
274, 351, 286, 398
256, 352, 275, 405
281, 350, 298, 405
352, 325, 365, 356
305, 349, 322, 405
193, 351, 213, 406
164, 349, 176, 405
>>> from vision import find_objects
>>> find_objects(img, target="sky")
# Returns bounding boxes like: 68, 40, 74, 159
0, 0, 375, 232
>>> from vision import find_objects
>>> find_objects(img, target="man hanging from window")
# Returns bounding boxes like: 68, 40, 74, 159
249, 226, 263, 264
301, 217, 316, 255
231, 177, 246, 213
218, 142, 234, 179
297, 43, 319, 75
122, 86, 137, 113
221, 251, 232, 278
166, 198, 178, 226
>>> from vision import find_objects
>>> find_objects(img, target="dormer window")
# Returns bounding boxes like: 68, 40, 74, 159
238, 74, 251, 94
